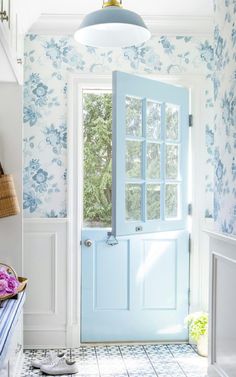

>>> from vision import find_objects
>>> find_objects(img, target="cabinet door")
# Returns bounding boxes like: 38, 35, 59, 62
15, 13, 24, 63
0, 0, 24, 83
0, 360, 8, 377
11, 9, 24, 62
8, 314, 24, 377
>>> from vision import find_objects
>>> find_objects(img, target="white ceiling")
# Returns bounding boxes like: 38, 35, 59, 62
40, 0, 213, 17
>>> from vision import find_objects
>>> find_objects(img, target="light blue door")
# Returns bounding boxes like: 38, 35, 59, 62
81, 72, 189, 342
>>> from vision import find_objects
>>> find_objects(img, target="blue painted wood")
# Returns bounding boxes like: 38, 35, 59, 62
0, 292, 25, 365
81, 72, 189, 342
112, 71, 189, 237
81, 229, 189, 342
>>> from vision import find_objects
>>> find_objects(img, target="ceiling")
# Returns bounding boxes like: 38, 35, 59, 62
40, 0, 213, 17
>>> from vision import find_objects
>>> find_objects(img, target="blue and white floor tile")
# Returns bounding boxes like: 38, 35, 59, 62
22, 344, 208, 377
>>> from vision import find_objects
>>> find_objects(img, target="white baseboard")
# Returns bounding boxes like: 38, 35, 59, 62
66, 324, 81, 348
24, 328, 66, 349
208, 365, 228, 377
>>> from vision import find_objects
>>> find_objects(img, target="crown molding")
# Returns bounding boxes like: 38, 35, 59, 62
29, 13, 213, 37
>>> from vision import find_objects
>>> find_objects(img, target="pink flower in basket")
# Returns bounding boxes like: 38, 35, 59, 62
0, 279, 8, 294
0, 270, 9, 280
0, 268, 19, 296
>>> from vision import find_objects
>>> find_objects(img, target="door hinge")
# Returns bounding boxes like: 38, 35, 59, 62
189, 114, 193, 127
188, 288, 191, 306
188, 203, 192, 215
188, 234, 191, 253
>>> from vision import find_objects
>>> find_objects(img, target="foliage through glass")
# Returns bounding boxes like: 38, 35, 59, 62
83, 91, 180, 227
83, 91, 112, 227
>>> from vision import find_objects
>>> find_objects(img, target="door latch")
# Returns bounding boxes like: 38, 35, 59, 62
106, 232, 118, 246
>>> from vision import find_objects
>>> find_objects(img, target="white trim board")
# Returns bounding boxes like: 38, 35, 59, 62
205, 230, 236, 245
207, 231, 236, 377
66, 73, 210, 346
23, 219, 68, 348
29, 14, 213, 37
24, 218, 68, 224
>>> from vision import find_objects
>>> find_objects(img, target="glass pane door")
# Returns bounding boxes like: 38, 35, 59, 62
112, 71, 189, 237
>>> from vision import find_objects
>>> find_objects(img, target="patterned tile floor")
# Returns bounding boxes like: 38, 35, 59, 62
22, 344, 208, 377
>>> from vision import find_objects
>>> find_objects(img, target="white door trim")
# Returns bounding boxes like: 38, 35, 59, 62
66, 75, 112, 347
66, 72, 210, 347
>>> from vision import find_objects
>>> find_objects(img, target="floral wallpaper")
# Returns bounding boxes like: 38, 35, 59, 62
23, 34, 214, 218
213, 0, 236, 235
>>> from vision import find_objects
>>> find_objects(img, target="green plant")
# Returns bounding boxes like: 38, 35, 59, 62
83, 91, 181, 227
83, 92, 113, 227
185, 312, 208, 342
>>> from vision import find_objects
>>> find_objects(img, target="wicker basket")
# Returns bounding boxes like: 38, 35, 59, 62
0, 263, 28, 302
0, 163, 20, 218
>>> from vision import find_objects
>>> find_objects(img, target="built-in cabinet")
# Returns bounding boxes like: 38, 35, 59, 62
0, 0, 11, 42
0, 0, 41, 84
1, 313, 24, 377
0, 294, 25, 377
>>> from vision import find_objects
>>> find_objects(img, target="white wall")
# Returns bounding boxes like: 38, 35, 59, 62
0, 83, 23, 274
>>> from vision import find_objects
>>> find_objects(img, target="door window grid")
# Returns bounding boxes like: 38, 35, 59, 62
125, 96, 181, 223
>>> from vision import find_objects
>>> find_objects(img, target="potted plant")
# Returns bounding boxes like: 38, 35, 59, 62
185, 312, 208, 357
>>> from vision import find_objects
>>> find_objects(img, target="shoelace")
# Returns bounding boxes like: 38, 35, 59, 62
42, 351, 56, 365
42, 355, 52, 364
51, 356, 67, 367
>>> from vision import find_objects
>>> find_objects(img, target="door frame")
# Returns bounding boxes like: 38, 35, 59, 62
66, 73, 209, 347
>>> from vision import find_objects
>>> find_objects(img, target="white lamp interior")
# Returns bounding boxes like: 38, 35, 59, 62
74, 3, 151, 48
74, 23, 151, 48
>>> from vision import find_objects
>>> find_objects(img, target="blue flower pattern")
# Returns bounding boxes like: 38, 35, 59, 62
24, 34, 215, 218
44, 123, 67, 162
23, 159, 60, 215
24, 73, 60, 127
213, 0, 236, 234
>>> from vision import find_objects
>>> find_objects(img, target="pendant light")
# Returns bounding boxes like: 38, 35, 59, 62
74, 0, 151, 48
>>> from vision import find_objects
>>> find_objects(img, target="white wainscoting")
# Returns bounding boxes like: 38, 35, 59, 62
207, 231, 236, 377
23, 219, 68, 348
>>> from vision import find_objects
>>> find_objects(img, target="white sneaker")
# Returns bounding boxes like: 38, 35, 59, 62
31, 351, 65, 369
41, 357, 78, 375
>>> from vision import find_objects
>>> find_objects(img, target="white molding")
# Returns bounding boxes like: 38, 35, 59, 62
29, 13, 213, 36
205, 230, 236, 245
66, 72, 209, 345
66, 74, 112, 347
208, 365, 228, 377
207, 231, 236, 377
66, 75, 82, 348
23, 220, 67, 348
24, 217, 68, 224
24, 327, 66, 332
24, 232, 58, 316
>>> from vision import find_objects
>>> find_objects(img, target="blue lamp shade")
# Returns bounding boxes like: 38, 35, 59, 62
74, 6, 151, 48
